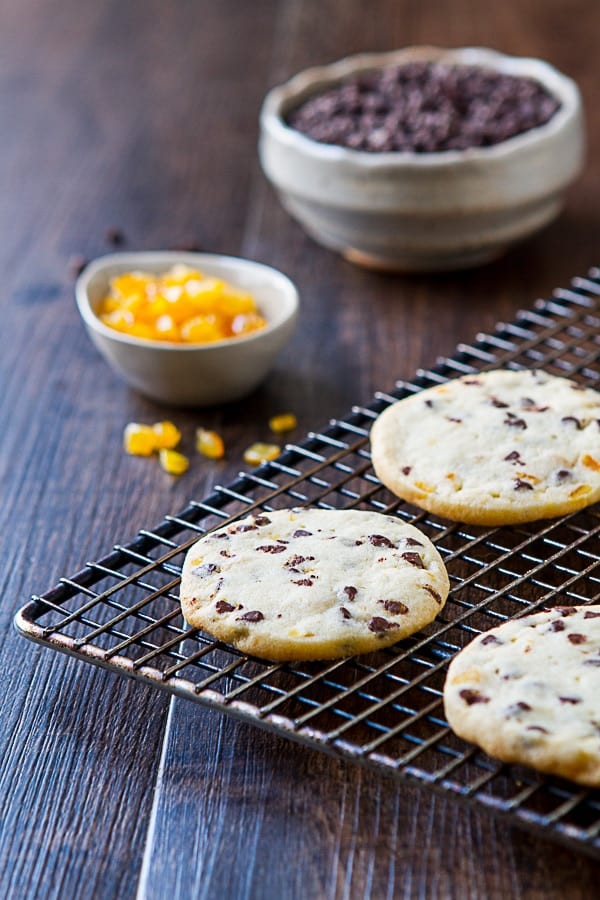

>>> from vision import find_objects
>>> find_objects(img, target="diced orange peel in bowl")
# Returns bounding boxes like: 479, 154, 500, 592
75, 252, 299, 406
98, 265, 267, 344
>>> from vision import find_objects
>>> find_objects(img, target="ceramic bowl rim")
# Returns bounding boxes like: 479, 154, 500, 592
75, 251, 299, 353
260, 45, 581, 169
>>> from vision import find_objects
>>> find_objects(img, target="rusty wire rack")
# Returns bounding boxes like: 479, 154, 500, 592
15, 268, 600, 859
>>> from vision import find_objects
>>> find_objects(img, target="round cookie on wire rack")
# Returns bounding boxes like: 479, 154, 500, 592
180, 507, 449, 661
444, 606, 600, 787
370, 368, 600, 525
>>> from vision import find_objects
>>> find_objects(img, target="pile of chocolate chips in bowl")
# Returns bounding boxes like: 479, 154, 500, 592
286, 61, 561, 153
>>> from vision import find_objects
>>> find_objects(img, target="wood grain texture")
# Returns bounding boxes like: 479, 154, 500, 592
1, 0, 599, 897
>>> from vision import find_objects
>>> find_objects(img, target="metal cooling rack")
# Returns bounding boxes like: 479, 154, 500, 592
15, 268, 600, 859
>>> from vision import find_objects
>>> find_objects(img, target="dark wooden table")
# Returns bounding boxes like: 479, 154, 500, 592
1, 1, 599, 896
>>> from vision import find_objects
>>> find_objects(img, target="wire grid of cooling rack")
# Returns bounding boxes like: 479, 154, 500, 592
16, 269, 600, 858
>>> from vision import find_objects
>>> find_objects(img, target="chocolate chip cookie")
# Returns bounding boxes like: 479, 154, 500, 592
370, 369, 600, 525
444, 606, 600, 786
180, 508, 449, 661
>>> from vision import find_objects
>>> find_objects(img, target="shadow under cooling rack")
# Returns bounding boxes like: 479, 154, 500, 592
15, 268, 600, 859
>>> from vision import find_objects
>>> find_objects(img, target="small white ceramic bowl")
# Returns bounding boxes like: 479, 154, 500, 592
259, 46, 585, 272
76, 251, 299, 406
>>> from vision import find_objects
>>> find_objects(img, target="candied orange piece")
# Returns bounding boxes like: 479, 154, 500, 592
162, 264, 199, 286
124, 423, 157, 456
152, 421, 181, 450
154, 315, 180, 341
158, 448, 189, 475
582, 454, 600, 472
127, 322, 156, 340
230, 312, 267, 336
269, 413, 297, 434
101, 309, 135, 332
195, 428, 225, 459
181, 315, 226, 343
111, 272, 151, 297
243, 442, 280, 466
215, 288, 256, 317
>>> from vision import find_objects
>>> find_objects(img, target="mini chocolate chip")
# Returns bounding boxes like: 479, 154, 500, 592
401, 466, 412, 475
402, 552, 424, 568
555, 469, 572, 483
105, 226, 124, 245
568, 633, 587, 644
368, 616, 398, 633
219, 550, 232, 557
382, 600, 409, 615
369, 534, 395, 548
355, 540, 363, 546
584, 611, 600, 618
506, 701, 532, 715
550, 620, 565, 632
239, 610, 264, 622
460, 689, 490, 706
253, 516, 271, 526
292, 529, 312, 537
292, 578, 315, 586
504, 450, 524, 464
424, 399, 434, 408
490, 396, 509, 408
447, 417, 462, 423
559, 696, 581, 704
554, 606, 578, 616
343, 585, 358, 601
423, 585, 442, 604
256, 544, 286, 553
404, 537, 424, 547
233, 524, 257, 533
526, 725, 549, 734
561, 416, 583, 429
215, 600, 234, 614
340, 607, 352, 619
583, 659, 600, 667
481, 634, 501, 645
286, 555, 309, 567
463, 379, 482, 385
514, 478, 534, 491
504, 415, 527, 429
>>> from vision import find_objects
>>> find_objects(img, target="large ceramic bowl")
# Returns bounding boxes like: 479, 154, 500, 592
76, 251, 299, 406
259, 46, 585, 272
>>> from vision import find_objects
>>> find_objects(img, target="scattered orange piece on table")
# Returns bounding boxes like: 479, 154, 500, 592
97, 265, 267, 344
158, 448, 189, 476
268, 413, 297, 433
123, 423, 157, 456
243, 442, 280, 466
152, 421, 182, 450
196, 428, 225, 459
124, 420, 181, 456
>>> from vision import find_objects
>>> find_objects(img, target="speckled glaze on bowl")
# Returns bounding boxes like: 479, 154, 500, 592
259, 46, 585, 272
76, 252, 299, 406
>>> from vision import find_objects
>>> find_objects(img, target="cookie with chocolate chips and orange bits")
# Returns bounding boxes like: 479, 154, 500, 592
444, 606, 600, 787
370, 369, 600, 525
180, 508, 449, 661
